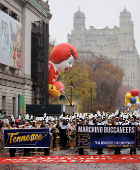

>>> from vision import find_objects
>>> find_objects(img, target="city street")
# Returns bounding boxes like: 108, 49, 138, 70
0, 145, 140, 170
0, 162, 140, 170
0, 0, 140, 169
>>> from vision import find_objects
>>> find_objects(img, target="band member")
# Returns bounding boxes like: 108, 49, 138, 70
113, 116, 122, 154
96, 116, 104, 154
129, 115, 137, 154
59, 117, 70, 149
68, 121, 76, 149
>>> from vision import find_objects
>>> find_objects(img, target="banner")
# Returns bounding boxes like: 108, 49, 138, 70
76, 125, 136, 148
4, 128, 50, 148
0, 10, 22, 69
18, 94, 24, 118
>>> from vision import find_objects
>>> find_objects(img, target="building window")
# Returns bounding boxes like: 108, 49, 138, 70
76, 27, 81, 30
12, 97, 16, 117
2, 96, 6, 110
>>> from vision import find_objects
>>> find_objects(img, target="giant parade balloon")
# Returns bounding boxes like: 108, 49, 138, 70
124, 89, 140, 108
48, 43, 78, 98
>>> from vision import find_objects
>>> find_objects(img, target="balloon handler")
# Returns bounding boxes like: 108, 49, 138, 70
48, 43, 78, 98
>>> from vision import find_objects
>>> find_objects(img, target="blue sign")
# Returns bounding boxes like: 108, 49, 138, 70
4, 128, 50, 148
76, 125, 136, 148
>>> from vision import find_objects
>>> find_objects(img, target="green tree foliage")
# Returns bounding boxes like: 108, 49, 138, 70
50, 59, 96, 112
49, 44, 54, 57
48, 43, 124, 113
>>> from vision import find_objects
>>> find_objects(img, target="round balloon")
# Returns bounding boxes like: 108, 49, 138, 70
136, 96, 139, 101
127, 103, 132, 108
131, 89, 139, 97
125, 93, 131, 99
130, 97, 136, 104
125, 98, 130, 105
136, 101, 140, 105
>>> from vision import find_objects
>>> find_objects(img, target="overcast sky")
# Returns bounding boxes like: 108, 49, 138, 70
48, 0, 140, 54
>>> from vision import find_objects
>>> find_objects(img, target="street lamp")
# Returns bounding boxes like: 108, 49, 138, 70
70, 80, 74, 106
59, 80, 74, 106
90, 88, 93, 113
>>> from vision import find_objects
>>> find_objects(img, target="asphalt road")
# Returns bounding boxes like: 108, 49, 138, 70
0, 162, 140, 170
0, 147, 140, 170
0, 141, 140, 170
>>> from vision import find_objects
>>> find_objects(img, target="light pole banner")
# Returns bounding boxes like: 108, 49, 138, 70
0, 10, 22, 69
18, 94, 24, 118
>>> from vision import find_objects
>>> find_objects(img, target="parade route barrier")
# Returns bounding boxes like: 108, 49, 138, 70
76, 125, 136, 148
4, 128, 50, 148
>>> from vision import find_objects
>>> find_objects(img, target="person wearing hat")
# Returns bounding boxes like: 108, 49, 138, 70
113, 116, 122, 155
84, 120, 89, 125
96, 116, 104, 154
79, 118, 83, 125
107, 117, 113, 126
18, 120, 24, 129
122, 118, 126, 126
8, 121, 18, 157
68, 120, 76, 149
102, 116, 107, 125
25, 122, 30, 128
23, 120, 34, 156
0, 122, 8, 154
89, 116, 96, 125
129, 115, 137, 154
113, 116, 122, 126
96, 116, 104, 125
59, 117, 69, 149
129, 115, 137, 126
44, 123, 50, 155
48, 121, 57, 153
75, 117, 79, 125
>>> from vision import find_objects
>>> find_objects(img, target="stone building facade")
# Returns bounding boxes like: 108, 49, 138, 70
67, 7, 140, 90
0, 0, 51, 118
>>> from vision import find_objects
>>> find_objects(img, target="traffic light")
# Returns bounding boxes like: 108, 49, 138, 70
59, 93, 65, 101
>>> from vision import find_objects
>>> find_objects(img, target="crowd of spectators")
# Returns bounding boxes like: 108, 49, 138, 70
0, 110, 140, 156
